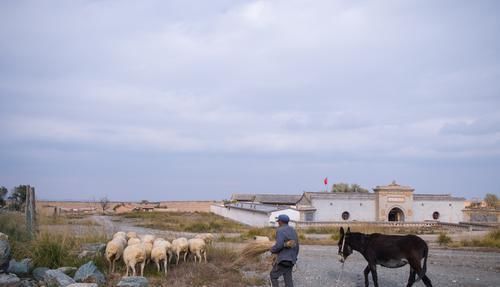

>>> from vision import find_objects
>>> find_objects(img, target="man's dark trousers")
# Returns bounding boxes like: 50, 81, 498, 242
270, 261, 294, 287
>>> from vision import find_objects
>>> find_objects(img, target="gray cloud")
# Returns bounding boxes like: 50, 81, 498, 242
0, 0, 499, 200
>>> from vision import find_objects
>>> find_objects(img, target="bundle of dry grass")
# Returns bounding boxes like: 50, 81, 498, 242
232, 241, 274, 268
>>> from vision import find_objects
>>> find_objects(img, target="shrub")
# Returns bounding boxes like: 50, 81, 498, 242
32, 233, 72, 268
437, 233, 452, 246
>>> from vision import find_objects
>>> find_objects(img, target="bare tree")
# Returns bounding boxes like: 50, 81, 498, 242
484, 193, 498, 209
99, 196, 110, 214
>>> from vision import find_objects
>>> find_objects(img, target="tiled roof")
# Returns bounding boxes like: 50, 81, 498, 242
225, 202, 291, 214
231, 194, 301, 205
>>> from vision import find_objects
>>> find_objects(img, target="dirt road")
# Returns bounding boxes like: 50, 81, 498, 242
293, 245, 500, 287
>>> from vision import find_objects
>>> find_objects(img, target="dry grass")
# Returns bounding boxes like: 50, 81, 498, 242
448, 229, 500, 249
118, 211, 247, 233
0, 211, 267, 287
232, 241, 274, 268
103, 245, 266, 287
0, 211, 107, 269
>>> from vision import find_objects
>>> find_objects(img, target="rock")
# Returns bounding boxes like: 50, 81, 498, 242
67, 284, 98, 287
19, 278, 39, 287
116, 276, 148, 287
43, 269, 75, 287
73, 261, 105, 286
57, 267, 77, 276
32, 267, 49, 281
0, 236, 11, 273
8, 258, 33, 275
77, 244, 106, 259
0, 232, 8, 240
0, 273, 20, 287
77, 251, 91, 259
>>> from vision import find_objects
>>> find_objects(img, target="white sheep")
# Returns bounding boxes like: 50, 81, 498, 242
153, 237, 167, 244
188, 238, 207, 263
113, 231, 127, 239
128, 237, 141, 246
171, 237, 189, 265
126, 231, 138, 240
253, 236, 270, 242
141, 234, 156, 244
151, 240, 171, 276
195, 233, 215, 245
123, 243, 147, 277
143, 241, 153, 264
105, 237, 126, 273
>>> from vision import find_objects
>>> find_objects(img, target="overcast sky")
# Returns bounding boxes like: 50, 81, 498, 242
1, 0, 499, 201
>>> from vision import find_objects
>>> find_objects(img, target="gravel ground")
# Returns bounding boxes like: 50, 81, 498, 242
291, 245, 500, 287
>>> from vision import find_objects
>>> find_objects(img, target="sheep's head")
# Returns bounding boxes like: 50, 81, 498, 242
338, 227, 352, 263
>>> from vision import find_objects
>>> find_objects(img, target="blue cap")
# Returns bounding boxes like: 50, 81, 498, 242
276, 214, 290, 223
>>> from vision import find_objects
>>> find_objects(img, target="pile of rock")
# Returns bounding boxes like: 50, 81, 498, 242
0, 232, 149, 287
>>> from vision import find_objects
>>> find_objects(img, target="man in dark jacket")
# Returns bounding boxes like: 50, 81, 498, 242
270, 214, 299, 287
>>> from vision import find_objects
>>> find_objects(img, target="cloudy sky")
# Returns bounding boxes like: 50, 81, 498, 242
1, 0, 499, 201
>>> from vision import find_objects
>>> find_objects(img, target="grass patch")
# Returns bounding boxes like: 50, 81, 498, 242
0, 211, 107, 268
119, 211, 247, 233
449, 229, 500, 249
437, 232, 452, 246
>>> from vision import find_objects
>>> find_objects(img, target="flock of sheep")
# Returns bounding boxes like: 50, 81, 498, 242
105, 231, 215, 277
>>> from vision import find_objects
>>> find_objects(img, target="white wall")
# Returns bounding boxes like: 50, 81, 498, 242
270, 209, 300, 227
210, 204, 282, 227
311, 198, 376, 221
413, 200, 464, 223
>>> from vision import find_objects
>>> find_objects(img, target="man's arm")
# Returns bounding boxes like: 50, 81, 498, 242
270, 229, 285, 254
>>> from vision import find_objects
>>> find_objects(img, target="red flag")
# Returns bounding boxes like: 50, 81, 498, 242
324, 177, 328, 185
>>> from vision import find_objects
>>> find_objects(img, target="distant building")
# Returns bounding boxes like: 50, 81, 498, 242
211, 202, 300, 227
211, 181, 467, 226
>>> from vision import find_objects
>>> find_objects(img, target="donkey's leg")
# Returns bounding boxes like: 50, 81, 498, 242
363, 265, 371, 287
370, 265, 379, 287
422, 275, 432, 287
406, 268, 416, 287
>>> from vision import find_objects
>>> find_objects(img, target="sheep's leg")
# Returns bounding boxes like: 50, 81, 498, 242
140, 261, 146, 277
125, 262, 129, 277
132, 262, 137, 277
204, 250, 207, 263
164, 259, 168, 277
176, 252, 180, 265
155, 260, 160, 272
183, 251, 188, 262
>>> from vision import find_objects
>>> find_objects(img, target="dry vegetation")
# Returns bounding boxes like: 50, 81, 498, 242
119, 211, 247, 233
0, 211, 107, 269
0, 211, 267, 287
446, 229, 500, 249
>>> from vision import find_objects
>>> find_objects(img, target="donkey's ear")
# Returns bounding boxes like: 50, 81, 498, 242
340, 227, 344, 235
347, 227, 351, 233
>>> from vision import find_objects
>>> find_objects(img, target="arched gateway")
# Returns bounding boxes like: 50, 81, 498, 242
388, 207, 405, 221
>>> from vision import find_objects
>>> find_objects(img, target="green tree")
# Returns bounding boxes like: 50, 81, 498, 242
484, 193, 499, 209
0, 186, 8, 207
8, 185, 28, 211
331, 183, 369, 193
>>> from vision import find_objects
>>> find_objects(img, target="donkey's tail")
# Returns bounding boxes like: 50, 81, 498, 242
416, 244, 429, 282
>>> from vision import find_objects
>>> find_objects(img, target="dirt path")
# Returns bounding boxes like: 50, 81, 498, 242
292, 245, 500, 287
